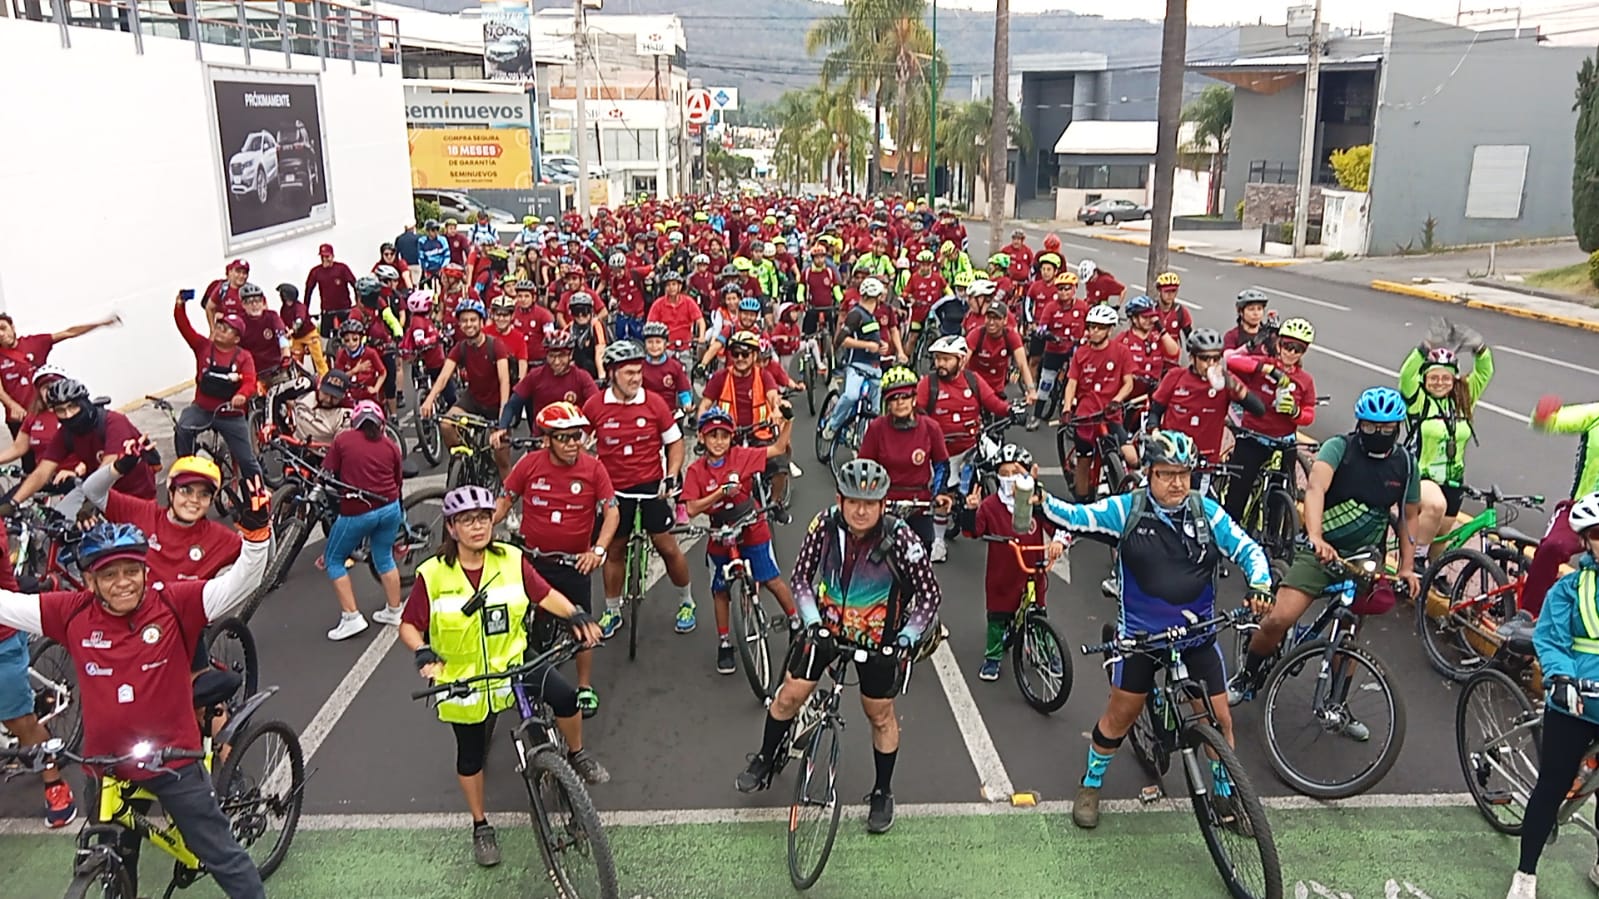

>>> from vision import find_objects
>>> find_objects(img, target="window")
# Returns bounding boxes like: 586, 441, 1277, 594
1465, 144, 1529, 219
1059, 164, 1148, 190
601, 130, 659, 162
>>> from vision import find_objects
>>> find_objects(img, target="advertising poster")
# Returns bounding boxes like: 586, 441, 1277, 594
409, 129, 534, 190
482, 0, 534, 83
208, 68, 333, 249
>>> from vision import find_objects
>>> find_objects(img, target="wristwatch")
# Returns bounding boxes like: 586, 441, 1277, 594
591, 545, 608, 560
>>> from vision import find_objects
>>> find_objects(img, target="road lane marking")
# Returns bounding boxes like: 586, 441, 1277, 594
1179, 299, 1204, 310
1256, 285, 1351, 312
1169, 264, 1189, 272
1495, 344, 1599, 378
1310, 344, 1529, 423
929, 641, 1015, 801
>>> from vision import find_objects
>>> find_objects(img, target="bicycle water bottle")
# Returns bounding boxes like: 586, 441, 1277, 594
1011, 474, 1035, 533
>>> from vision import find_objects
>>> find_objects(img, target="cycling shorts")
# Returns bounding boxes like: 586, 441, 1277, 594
708, 540, 781, 592
617, 480, 675, 536
1111, 636, 1226, 697
0, 632, 33, 720
786, 634, 906, 700
801, 307, 836, 336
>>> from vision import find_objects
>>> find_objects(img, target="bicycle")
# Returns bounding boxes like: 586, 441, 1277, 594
1054, 399, 1144, 501
412, 639, 619, 898
0, 634, 81, 755
148, 396, 242, 518
816, 370, 881, 479
0, 689, 306, 897
979, 536, 1072, 714
700, 504, 788, 702
1416, 484, 1546, 681
613, 490, 696, 662
10, 501, 87, 592
439, 412, 501, 491
1238, 548, 1408, 799
1454, 611, 1547, 834
1215, 425, 1318, 566
1083, 609, 1282, 899
792, 333, 827, 417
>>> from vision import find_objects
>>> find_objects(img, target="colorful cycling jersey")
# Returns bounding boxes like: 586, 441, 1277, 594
1317, 435, 1421, 552
1538, 401, 1599, 498
1398, 347, 1494, 487
792, 507, 941, 646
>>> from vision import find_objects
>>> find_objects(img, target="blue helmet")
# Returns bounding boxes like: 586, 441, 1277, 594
79, 522, 149, 572
1142, 429, 1198, 468
1354, 386, 1406, 424
1124, 294, 1157, 317
698, 407, 735, 434
454, 298, 486, 320
737, 297, 762, 313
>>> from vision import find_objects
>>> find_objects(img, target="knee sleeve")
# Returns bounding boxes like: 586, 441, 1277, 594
1091, 723, 1126, 749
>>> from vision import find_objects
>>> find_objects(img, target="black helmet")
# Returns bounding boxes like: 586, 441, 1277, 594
44, 377, 90, 408
276, 283, 299, 302
339, 318, 368, 337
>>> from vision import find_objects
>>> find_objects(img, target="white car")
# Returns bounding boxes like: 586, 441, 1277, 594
229, 130, 279, 204
542, 154, 606, 179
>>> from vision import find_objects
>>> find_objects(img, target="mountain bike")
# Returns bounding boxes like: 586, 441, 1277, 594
0, 635, 81, 755
792, 334, 826, 416
980, 536, 1072, 714
1454, 611, 1546, 834
441, 412, 501, 490
613, 490, 697, 662
815, 369, 880, 478
702, 504, 787, 702
1214, 426, 1314, 566
148, 396, 242, 518
413, 639, 618, 899
1084, 609, 1282, 899
10, 502, 86, 592
1055, 399, 1143, 501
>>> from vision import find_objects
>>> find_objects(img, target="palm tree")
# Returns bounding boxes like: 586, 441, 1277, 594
1181, 84, 1233, 216
936, 99, 1031, 208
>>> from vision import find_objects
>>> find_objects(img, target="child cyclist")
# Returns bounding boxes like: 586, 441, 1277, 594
682, 407, 801, 675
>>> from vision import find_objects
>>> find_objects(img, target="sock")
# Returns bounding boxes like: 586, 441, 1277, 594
932, 513, 949, 534
678, 582, 695, 607
984, 617, 1006, 660
1210, 760, 1233, 798
758, 711, 790, 761
1242, 650, 1271, 678
873, 748, 897, 794
717, 626, 730, 640
604, 596, 622, 613
342, 611, 361, 621
472, 818, 489, 830
1082, 746, 1114, 789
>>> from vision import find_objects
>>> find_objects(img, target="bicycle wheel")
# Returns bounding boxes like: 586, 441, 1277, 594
1417, 547, 1510, 681
27, 636, 83, 752
731, 578, 777, 702
384, 422, 408, 460
1259, 639, 1405, 799
213, 719, 305, 879
1456, 667, 1541, 835
787, 715, 843, 890
445, 452, 470, 491
1012, 612, 1072, 715
1185, 721, 1282, 899
197, 433, 239, 518
1261, 489, 1300, 565
204, 617, 259, 703
61, 852, 136, 899
258, 491, 313, 605
391, 487, 445, 588
827, 414, 863, 483
257, 443, 287, 490
525, 749, 620, 899
801, 355, 818, 416
815, 391, 840, 462
414, 414, 443, 468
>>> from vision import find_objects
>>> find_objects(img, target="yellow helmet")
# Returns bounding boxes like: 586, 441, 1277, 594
881, 365, 919, 398
1278, 317, 1315, 345
1155, 271, 1181, 288
168, 455, 222, 491
1053, 271, 1079, 287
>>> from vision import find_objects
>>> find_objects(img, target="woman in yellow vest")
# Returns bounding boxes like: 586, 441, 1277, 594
398, 484, 606, 868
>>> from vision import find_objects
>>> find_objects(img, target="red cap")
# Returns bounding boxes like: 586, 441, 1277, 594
215, 314, 247, 333
318, 243, 335, 256
227, 258, 250, 273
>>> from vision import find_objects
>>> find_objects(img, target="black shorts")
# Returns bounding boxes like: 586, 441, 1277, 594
1111, 637, 1227, 696
319, 310, 353, 339
903, 511, 934, 550
453, 394, 497, 420
801, 307, 836, 336
1026, 333, 1046, 359
1072, 421, 1130, 457
1040, 350, 1071, 373
786, 635, 906, 700
616, 480, 675, 536
1438, 482, 1465, 518
380, 351, 399, 400
532, 557, 593, 614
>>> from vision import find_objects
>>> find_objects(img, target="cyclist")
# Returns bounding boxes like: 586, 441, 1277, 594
1022, 252, 1064, 375
640, 322, 694, 419
467, 209, 499, 247
770, 302, 803, 374
1221, 316, 1318, 525
1151, 272, 1192, 349
399, 290, 449, 405
1508, 490, 1599, 899
970, 443, 1068, 681
1061, 303, 1139, 502
202, 258, 250, 319
1119, 294, 1181, 412
1229, 388, 1421, 710
938, 239, 972, 287
496, 331, 598, 444
349, 276, 403, 416
281, 370, 354, 447
1399, 321, 1494, 573
0, 364, 77, 478
820, 277, 892, 448
418, 220, 449, 285
1002, 229, 1034, 282
859, 365, 949, 551
965, 298, 1037, 404
399, 485, 607, 869
0, 501, 273, 899
746, 241, 781, 299
1150, 329, 1262, 484
581, 340, 697, 637
0, 311, 120, 434
495, 402, 618, 719
697, 296, 765, 373
734, 458, 942, 835
304, 243, 358, 339
918, 335, 1013, 563
1039, 430, 1270, 828
683, 408, 799, 674
321, 401, 406, 641
421, 299, 513, 480
902, 250, 948, 344
235, 283, 291, 385
332, 318, 387, 406
701, 330, 795, 517
79, 453, 241, 588
171, 296, 261, 482
2, 377, 156, 512
0, 525, 76, 826
1224, 289, 1275, 356
1526, 395, 1599, 615
484, 297, 530, 385
645, 271, 705, 366
1080, 260, 1125, 306
798, 243, 843, 368
276, 283, 326, 378
1027, 271, 1087, 431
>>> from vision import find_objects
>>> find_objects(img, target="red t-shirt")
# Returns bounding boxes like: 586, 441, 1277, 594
645, 295, 702, 351
401, 318, 447, 371
333, 346, 387, 403
105, 491, 241, 590
800, 266, 841, 308
769, 320, 801, 357
581, 389, 681, 490
642, 355, 690, 408
915, 371, 1010, 455
1003, 243, 1034, 282
322, 429, 404, 515
403, 558, 552, 632
1085, 273, 1125, 304
45, 411, 155, 499
1153, 302, 1193, 348
1117, 329, 1172, 398
683, 446, 772, 545
902, 272, 947, 324
22, 410, 72, 462
448, 336, 509, 412
858, 415, 948, 501
513, 304, 557, 364
237, 311, 288, 375
1034, 298, 1087, 355
964, 326, 1022, 394
1067, 339, 1134, 422
511, 365, 598, 419
1236, 361, 1317, 439
504, 449, 614, 554
0, 334, 55, 418
175, 307, 256, 414
304, 262, 357, 314
1153, 367, 1233, 460
485, 322, 528, 364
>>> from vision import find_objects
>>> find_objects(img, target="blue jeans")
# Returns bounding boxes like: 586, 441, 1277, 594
827, 364, 880, 433
323, 500, 402, 579
612, 312, 644, 342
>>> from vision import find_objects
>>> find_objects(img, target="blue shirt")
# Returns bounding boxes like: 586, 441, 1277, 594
394, 230, 421, 266
1535, 556, 1599, 725
418, 235, 449, 272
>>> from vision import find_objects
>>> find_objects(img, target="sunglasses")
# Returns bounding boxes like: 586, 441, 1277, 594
1357, 421, 1399, 435
549, 431, 584, 444
730, 349, 755, 359
1279, 340, 1308, 353
1193, 353, 1222, 363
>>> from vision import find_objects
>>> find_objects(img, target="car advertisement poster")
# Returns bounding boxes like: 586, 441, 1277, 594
482, 0, 534, 83
409, 129, 534, 190
208, 68, 332, 249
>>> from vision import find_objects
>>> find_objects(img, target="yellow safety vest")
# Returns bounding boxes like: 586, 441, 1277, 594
419, 547, 532, 724
1576, 569, 1599, 656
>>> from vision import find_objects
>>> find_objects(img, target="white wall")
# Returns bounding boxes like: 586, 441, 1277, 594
0, 17, 411, 405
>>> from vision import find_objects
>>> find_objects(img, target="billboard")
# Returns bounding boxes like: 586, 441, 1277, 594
403, 87, 533, 130
207, 67, 332, 250
409, 129, 534, 190
482, 0, 534, 83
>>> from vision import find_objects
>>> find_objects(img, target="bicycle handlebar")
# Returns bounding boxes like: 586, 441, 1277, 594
1463, 484, 1544, 509
411, 638, 583, 701
1079, 608, 1248, 656
0, 737, 206, 771
979, 535, 1054, 573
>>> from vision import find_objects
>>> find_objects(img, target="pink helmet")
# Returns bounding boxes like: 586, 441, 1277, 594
351, 400, 385, 428
1424, 346, 1458, 370
442, 485, 497, 518
407, 289, 435, 313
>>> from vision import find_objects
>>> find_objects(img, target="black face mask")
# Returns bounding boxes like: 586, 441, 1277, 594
1358, 429, 1398, 458
63, 403, 101, 435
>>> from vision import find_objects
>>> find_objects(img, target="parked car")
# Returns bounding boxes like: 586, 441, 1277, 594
541, 154, 606, 180
1077, 197, 1152, 225
275, 120, 319, 197
485, 33, 532, 76
229, 131, 279, 204
411, 189, 518, 228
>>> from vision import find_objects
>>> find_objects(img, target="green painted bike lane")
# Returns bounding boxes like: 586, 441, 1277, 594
0, 805, 1591, 898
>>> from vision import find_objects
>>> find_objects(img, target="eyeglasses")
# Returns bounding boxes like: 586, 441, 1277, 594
730, 349, 755, 359
548, 431, 584, 444
176, 484, 216, 500
1148, 468, 1191, 484
451, 511, 494, 527
1279, 340, 1308, 353
1357, 421, 1400, 435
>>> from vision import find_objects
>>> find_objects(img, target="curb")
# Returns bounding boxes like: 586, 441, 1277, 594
1232, 257, 1305, 268
1071, 226, 1319, 268
1369, 280, 1456, 303
1369, 280, 1599, 334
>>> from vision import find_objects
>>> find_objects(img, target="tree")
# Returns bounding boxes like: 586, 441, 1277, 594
936, 99, 1030, 207
1575, 49, 1599, 253
1145, 0, 1186, 289
1180, 84, 1233, 216
987, 0, 1009, 245
1328, 144, 1372, 192
705, 144, 754, 193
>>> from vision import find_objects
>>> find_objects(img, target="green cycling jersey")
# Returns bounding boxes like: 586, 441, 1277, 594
1397, 347, 1494, 487
1534, 401, 1599, 499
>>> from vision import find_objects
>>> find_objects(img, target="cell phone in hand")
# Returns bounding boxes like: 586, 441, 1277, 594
179, 289, 196, 301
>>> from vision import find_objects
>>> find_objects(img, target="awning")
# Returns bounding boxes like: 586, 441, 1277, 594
1053, 121, 1158, 156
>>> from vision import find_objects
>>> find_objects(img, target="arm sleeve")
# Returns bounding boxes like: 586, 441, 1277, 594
498, 393, 528, 430
0, 590, 44, 634
791, 515, 829, 627
1545, 403, 1599, 435
1205, 497, 1273, 591
1467, 347, 1494, 400
79, 460, 118, 511
1037, 491, 1130, 538
201, 536, 269, 620
1534, 574, 1580, 681
1225, 353, 1263, 378
895, 525, 941, 641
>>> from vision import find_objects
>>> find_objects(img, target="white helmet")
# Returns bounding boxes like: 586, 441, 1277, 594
1570, 490, 1599, 534
928, 335, 969, 356
966, 279, 997, 298
1078, 260, 1098, 282
860, 277, 887, 298
1085, 304, 1120, 327
608, 253, 627, 268
692, 253, 710, 265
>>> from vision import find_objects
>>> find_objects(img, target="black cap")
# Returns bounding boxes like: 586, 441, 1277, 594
319, 370, 351, 397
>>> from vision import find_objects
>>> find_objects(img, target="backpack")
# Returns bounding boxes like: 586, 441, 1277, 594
1119, 488, 1213, 550
924, 370, 981, 417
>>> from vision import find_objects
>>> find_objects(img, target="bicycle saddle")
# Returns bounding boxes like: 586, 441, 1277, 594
1497, 610, 1537, 657
193, 668, 243, 709
1496, 527, 1540, 548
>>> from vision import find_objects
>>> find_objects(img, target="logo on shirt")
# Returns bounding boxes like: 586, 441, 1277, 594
140, 625, 162, 645
84, 662, 113, 677
635, 417, 647, 427
911, 449, 926, 465
564, 391, 578, 403
189, 545, 205, 562
570, 482, 583, 494
142, 659, 168, 672
81, 631, 111, 649
117, 684, 134, 703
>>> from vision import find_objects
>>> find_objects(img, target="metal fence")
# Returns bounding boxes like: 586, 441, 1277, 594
1247, 159, 1337, 187
9, 0, 401, 72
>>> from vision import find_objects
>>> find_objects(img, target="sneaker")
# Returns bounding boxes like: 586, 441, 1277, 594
978, 658, 1001, 681
576, 686, 599, 719
597, 609, 623, 640
371, 605, 403, 627
44, 781, 76, 829
1211, 793, 1254, 837
865, 789, 895, 834
472, 824, 501, 867
717, 642, 736, 674
327, 613, 369, 641
1341, 718, 1371, 742
1226, 670, 1258, 707
675, 602, 697, 634
821, 424, 837, 442
1072, 785, 1101, 829
930, 538, 948, 564
569, 749, 610, 785
1506, 870, 1536, 899
1100, 575, 1119, 598
736, 753, 776, 793
789, 460, 803, 478
1025, 417, 1040, 432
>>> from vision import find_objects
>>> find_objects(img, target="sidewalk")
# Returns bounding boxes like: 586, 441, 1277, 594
1058, 222, 1304, 268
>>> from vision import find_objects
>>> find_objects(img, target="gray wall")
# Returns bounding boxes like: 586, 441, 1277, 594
1018, 73, 1077, 203
1367, 14, 1590, 251
1223, 80, 1306, 216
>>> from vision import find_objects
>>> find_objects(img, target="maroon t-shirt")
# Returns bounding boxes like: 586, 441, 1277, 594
304, 262, 357, 314
504, 450, 614, 554
448, 336, 508, 413
45, 411, 156, 499
105, 491, 241, 590
0, 334, 54, 418
858, 415, 948, 501
321, 429, 403, 515
511, 365, 598, 420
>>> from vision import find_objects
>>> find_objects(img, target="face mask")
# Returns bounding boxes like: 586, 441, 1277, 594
1358, 429, 1398, 458
63, 404, 99, 435
998, 474, 1024, 499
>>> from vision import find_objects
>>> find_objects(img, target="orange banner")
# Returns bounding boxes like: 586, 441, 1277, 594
408, 128, 533, 190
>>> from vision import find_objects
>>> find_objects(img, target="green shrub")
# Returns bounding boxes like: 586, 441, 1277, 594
1329, 145, 1372, 192
414, 196, 442, 227
1589, 249, 1599, 288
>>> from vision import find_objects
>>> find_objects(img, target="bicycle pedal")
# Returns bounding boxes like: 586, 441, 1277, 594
1138, 785, 1164, 803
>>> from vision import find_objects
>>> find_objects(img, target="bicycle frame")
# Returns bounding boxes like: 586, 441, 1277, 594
0, 663, 74, 751
91, 770, 208, 871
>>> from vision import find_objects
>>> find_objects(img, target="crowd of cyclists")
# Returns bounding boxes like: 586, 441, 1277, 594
0, 188, 1597, 898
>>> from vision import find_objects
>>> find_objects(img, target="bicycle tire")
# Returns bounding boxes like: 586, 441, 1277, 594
815, 391, 840, 462
415, 414, 443, 468
1416, 547, 1511, 681
625, 539, 645, 662
213, 718, 306, 879
27, 636, 83, 751
60, 852, 136, 899
827, 413, 862, 483
445, 452, 470, 491
1012, 613, 1072, 715
1259, 639, 1406, 799
392, 487, 445, 589
1262, 489, 1300, 565
787, 715, 843, 890
731, 578, 776, 702
197, 433, 239, 519
526, 749, 621, 899
258, 498, 313, 604
801, 356, 818, 416
1455, 667, 1540, 835
384, 422, 408, 460
257, 443, 287, 490
1185, 721, 1283, 899
204, 617, 259, 702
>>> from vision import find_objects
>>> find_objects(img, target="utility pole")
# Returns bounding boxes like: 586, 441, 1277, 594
927, 0, 937, 206
1291, 0, 1323, 258
986, 0, 1009, 248
572, 0, 590, 215
1145, 0, 1187, 289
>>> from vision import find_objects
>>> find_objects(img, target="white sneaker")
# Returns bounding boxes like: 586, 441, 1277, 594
371, 605, 404, 627
1506, 870, 1536, 899
930, 538, 948, 563
1100, 576, 1119, 598
789, 460, 803, 478
327, 613, 369, 641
